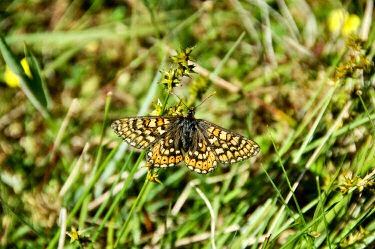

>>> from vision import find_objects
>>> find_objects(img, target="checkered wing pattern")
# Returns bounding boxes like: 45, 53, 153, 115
184, 129, 218, 174
112, 116, 184, 168
112, 114, 260, 175
199, 120, 260, 166
111, 117, 179, 149
146, 126, 184, 168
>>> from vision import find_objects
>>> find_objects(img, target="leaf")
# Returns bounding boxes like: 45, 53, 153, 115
0, 34, 51, 119
24, 43, 52, 110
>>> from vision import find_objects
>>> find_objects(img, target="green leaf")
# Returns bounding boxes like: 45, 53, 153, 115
0, 34, 51, 119
24, 43, 52, 110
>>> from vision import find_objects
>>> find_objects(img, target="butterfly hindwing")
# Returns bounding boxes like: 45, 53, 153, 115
198, 120, 260, 165
146, 128, 184, 168
184, 129, 218, 174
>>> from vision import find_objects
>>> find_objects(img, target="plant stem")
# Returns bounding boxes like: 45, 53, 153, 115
114, 176, 150, 248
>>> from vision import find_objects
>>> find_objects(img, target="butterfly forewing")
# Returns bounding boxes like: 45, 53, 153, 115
111, 116, 179, 149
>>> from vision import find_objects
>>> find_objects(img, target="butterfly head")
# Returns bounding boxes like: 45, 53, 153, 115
187, 107, 195, 118
171, 91, 216, 118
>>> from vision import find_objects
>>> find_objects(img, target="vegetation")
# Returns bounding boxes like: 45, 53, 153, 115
1, 1, 375, 248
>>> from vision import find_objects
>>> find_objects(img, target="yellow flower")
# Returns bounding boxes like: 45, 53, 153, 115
4, 58, 32, 87
342, 14, 360, 36
328, 9, 360, 36
66, 227, 81, 243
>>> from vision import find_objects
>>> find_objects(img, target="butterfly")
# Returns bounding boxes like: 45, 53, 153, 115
111, 106, 260, 174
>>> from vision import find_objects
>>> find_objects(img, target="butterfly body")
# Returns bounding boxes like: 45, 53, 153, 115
112, 107, 260, 174
181, 116, 200, 151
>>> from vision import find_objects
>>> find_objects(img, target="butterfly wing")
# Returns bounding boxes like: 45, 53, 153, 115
111, 116, 179, 149
198, 120, 260, 166
112, 116, 260, 173
183, 126, 218, 174
112, 116, 185, 168
146, 123, 185, 168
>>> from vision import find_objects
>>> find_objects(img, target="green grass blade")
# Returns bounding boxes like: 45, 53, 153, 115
92, 151, 134, 222
316, 177, 331, 249
0, 194, 44, 238
93, 92, 112, 173
261, 164, 295, 222
210, 31, 245, 81
46, 142, 120, 249
278, 197, 350, 249
357, 92, 375, 133
312, 155, 345, 226
268, 129, 313, 247
91, 151, 146, 243
293, 87, 335, 163
114, 175, 150, 248
301, 49, 345, 114
332, 200, 375, 246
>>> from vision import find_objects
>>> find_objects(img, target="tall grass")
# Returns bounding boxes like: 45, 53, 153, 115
1, 1, 375, 249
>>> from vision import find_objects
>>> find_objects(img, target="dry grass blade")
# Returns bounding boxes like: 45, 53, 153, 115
59, 142, 90, 197
57, 208, 67, 249
360, 0, 373, 39
190, 182, 216, 249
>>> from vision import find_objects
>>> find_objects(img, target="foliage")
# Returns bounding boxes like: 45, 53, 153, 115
1, 1, 375, 248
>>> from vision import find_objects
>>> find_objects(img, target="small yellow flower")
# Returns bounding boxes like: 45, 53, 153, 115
343, 14, 360, 36
66, 227, 91, 246
66, 227, 81, 243
328, 9, 360, 36
147, 172, 162, 184
4, 58, 32, 87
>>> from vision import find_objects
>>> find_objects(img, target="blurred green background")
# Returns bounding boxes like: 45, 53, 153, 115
1, 0, 375, 248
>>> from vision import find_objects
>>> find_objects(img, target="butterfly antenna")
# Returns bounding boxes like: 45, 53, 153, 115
170, 92, 188, 108
195, 91, 216, 109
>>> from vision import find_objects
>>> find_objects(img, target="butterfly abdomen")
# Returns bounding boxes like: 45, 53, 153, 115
181, 118, 199, 152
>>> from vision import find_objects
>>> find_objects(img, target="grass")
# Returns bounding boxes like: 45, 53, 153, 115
1, 1, 375, 248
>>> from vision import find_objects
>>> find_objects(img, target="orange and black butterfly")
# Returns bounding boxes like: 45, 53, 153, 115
112, 104, 260, 174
